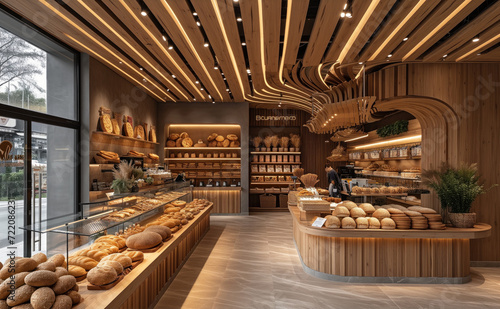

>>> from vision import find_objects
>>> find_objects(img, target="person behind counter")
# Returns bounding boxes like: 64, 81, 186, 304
325, 164, 342, 198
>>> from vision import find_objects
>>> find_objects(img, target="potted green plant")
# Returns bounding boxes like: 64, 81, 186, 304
110, 161, 135, 194
422, 163, 496, 228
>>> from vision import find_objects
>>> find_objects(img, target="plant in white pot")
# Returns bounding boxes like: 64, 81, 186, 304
422, 163, 496, 228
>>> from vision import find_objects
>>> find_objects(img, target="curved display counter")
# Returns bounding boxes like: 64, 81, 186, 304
289, 206, 491, 284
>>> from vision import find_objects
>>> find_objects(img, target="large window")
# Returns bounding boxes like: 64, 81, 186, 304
0, 8, 79, 258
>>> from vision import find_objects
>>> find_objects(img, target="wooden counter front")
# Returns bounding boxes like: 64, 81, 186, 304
193, 187, 241, 213
290, 206, 491, 283
75, 204, 212, 309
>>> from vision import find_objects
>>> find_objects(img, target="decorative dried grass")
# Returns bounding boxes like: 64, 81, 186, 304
252, 136, 262, 148
300, 173, 319, 188
290, 134, 301, 148
263, 136, 272, 148
112, 160, 134, 181
293, 168, 304, 178
280, 136, 289, 148
270, 135, 279, 148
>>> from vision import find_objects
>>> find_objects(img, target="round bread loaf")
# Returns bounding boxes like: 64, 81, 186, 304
222, 139, 230, 147
338, 201, 357, 211
0, 272, 29, 299
358, 203, 375, 214
215, 135, 225, 142
341, 217, 356, 229
166, 140, 175, 147
227, 134, 238, 141
87, 265, 117, 286
126, 232, 163, 250
68, 256, 97, 271
169, 133, 180, 140
373, 208, 391, 220
47, 255, 65, 268
179, 132, 189, 139
54, 267, 68, 278
10, 304, 34, 309
350, 207, 366, 218
172, 200, 186, 208
25, 270, 58, 287
30, 287, 55, 309
381, 218, 396, 230
121, 251, 144, 262
98, 260, 123, 275
181, 137, 193, 147
64, 291, 81, 305
51, 295, 72, 309
145, 226, 172, 241
356, 217, 369, 229
332, 206, 349, 218
230, 141, 240, 147
324, 215, 340, 229
67, 265, 86, 278
35, 261, 56, 272
405, 210, 423, 217
31, 253, 47, 264
207, 133, 218, 141
387, 208, 404, 214
368, 218, 381, 229
0, 258, 38, 280
51, 275, 76, 295
6, 285, 36, 307
0, 300, 7, 309
100, 254, 132, 268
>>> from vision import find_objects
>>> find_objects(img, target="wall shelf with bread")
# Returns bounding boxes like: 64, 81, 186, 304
164, 124, 242, 214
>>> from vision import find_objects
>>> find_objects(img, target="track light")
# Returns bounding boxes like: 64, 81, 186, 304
140, 2, 148, 16
204, 40, 209, 47
193, 97, 196, 101
341, 1, 352, 18
162, 35, 166, 42
345, 10, 352, 18
214, 61, 219, 70
139, 67, 143, 70
226, 88, 230, 91
200, 88, 204, 91
246, 69, 251, 74
212, 100, 215, 104
340, 11, 346, 18
472, 36, 480, 42
196, 21, 201, 27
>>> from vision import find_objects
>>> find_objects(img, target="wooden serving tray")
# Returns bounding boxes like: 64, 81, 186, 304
75, 274, 87, 282
87, 274, 124, 290
131, 259, 143, 269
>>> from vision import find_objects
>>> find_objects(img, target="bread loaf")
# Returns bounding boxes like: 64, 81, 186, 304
381, 218, 396, 230
0, 300, 7, 309
87, 265, 117, 286
207, 133, 218, 141
215, 135, 224, 142
350, 207, 366, 218
227, 134, 238, 141
332, 206, 349, 218
35, 261, 55, 272
230, 141, 240, 147
359, 203, 375, 214
356, 217, 369, 229
64, 290, 81, 305
51, 295, 72, 309
144, 226, 172, 241
67, 265, 86, 278
68, 256, 97, 271
126, 232, 163, 250
51, 275, 76, 295
6, 285, 36, 307
181, 137, 193, 147
100, 254, 132, 268
73, 249, 108, 262
54, 267, 68, 278
338, 201, 357, 210
30, 287, 55, 309
0, 272, 29, 299
373, 208, 391, 220
98, 260, 123, 275
0, 258, 38, 280
166, 140, 176, 147
368, 217, 381, 229
24, 270, 58, 287
222, 139, 230, 147
341, 217, 356, 229
47, 255, 65, 268
324, 215, 340, 229
31, 253, 47, 264
90, 243, 119, 254
94, 238, 119, 248
121, 251, 144, 262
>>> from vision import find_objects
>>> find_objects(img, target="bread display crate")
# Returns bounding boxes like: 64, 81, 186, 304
259, 194, 277, 208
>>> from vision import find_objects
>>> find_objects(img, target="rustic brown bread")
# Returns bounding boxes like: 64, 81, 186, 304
144, 226, 172, 241
98, 260, 123, 275
97, 236, 126, 249
31, 253, 47, 264
68, 256, 97, 271
126, 232, 163, 250
30, 287, 55, 309
54, 267, 68, 278
47, 255, 65, 268
6, 285, 36, 307
64, 290, 81, 305
35, 262, 56, 272
51, 275, 76, 295
87, 265, 117, 286
50, 295, 72, 309
0, 300, 7, 309
10, 304, 34, 309
0, 258, 38, 280
24, 270, 58, 287
100, 254, 132, 268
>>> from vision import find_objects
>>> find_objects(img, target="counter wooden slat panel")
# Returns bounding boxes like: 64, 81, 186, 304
193, 188, 241, 214
290, 206, 491, 283
75, 205, 212, 309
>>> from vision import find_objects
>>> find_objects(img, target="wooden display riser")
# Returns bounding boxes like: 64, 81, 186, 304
75, 204, 212, 309
289, 206, 491, 283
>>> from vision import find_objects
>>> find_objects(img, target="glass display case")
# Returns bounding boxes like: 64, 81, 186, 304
21, 181, 192, 258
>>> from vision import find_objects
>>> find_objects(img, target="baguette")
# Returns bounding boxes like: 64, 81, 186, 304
67, 256, 98, 271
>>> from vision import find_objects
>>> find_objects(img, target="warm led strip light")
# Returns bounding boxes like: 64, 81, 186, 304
403, 0, 472, 61
338, 0, 381, 64
118, 0, 204, 100
368, 0, 426, 61
344, 134, 369, 142
210, 0, 246, 100
354, 135, 422, 149
79, 0, 188, 101
158, 0, 223, 100
66, 34, 163, 101
39, 0, 169, 101
456, 34, 500, 61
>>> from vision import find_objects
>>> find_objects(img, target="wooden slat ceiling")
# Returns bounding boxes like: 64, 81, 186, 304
1, 0, 499, 111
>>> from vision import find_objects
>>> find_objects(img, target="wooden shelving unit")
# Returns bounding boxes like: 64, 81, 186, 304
251, 162, 302, 165
93, 131, 159, 145
165, 158, 241, 161
250, 151, 301, 155
165, 147, 241, 150
354, 157, 421, 162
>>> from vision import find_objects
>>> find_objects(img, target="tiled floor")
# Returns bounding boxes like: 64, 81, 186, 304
154, 212, 500, 309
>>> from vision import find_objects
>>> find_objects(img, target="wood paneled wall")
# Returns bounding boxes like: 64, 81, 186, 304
367, 63, 500, 262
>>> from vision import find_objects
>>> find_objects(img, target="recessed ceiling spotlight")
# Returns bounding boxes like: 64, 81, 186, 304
345, 11, 352, 18
193, 98, 196, 101
200, 88, 204, 91
119, 61, 122, 64
196, 21, 201, 27
387, 54, 392, 58
472, 36, 480, 42
358, 62, 363, 65
143, 78, 146, 82
195, 80, 199, 84
340, 11, 346, 18
226, 88, 229, 91
214, 61, 219, 70
236, 16, 242, 22
233, 0, 239, 2
203, 40, 209, 47
246, 69, 251, 74
403, 37, 408, 41
212, 100, 215, 104
443, 54, 448, 58
172, 74, 176, 78
242, 42, 246, 46
221, 72, 224, 76
139, 67, 143, 70
166, 89, 170, 92
193, 12, 197, 16
167, 43, 174, 50
223, 77, 226, 80
477, 53, 481, 56
140, 3, 148, 16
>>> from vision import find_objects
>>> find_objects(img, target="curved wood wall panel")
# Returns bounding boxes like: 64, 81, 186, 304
367, 63, 500, 262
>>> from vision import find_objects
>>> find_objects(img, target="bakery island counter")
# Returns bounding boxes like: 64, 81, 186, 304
193, 187, 241, 214
75, 204, 212, 309
289, 206, 491, 284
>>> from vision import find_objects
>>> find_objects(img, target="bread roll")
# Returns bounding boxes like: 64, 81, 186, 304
68, 256, 97, 271
24, 270, 58, 287
373, 208, 391, 220
0, 258, 38, 280
368, 217, 381, 229
215, 135, 224, 142
51, 295, 72, 309
175, 138, 183, 147
30, 287, 55, 309
10, 304, 33, 309
51, 275, 76, 295
6, 285, 36, 307
0, 300, 7, 309
32, 253, 47, 264
121, 251, 144, 262
47, 255, 65, 268
222, 139, 230, 147
98, 260, 123, 275
182, 137, 193, 147
94, 238, 119, 248
230, 141, 240, 147
160, 220, 176, 228
145, 226, 172, 241
126, 232, 163, 250
54, 267, 68, 278
341, 217, 356, 229
172, 200, 187, 208
324, 215, 340, 229
35, 261, 56, 272
350, 207, 366, 218
387, 208, 404, 214
381, 218, 396, 230
338, 201, 357, 211
207, 133, 218, 141
356, 217, 369, 229
64, 291, 81, 305
73, 249, 108, 262
207, 140, 217, 147
166, 140, 176, 147
87, 265, 117, 286
358, 203, 375, 214
227, 134, 238, 141
169, 133, 180, 140
67, 265, 86, 278
332, 206, 349, 218
100, 254, 132, 268
0, 272, 29, 299
90, 243, 119, 254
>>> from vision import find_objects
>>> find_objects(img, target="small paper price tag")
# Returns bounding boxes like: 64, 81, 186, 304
311, 217, 327, 228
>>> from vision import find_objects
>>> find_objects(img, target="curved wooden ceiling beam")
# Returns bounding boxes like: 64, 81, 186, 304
447, 24, 500, 61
